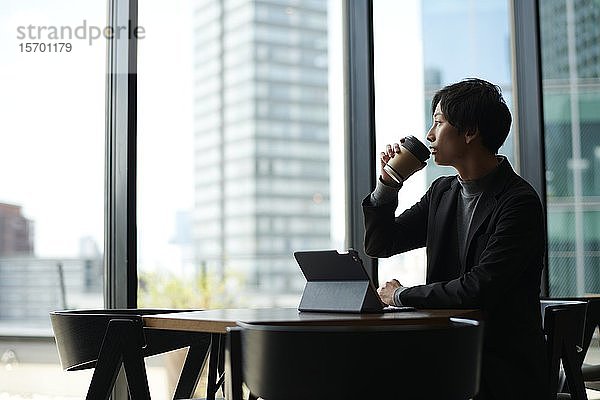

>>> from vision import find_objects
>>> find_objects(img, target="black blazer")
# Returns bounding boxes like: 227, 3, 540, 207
363, 160, 548, 399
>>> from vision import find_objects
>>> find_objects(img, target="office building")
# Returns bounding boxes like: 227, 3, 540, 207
0, 202, 34, 256
0, 203, 102, 328
192, 0, 330, 303
0, 257, 102, 329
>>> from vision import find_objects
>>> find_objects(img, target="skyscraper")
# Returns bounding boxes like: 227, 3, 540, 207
192, 0, 329, 304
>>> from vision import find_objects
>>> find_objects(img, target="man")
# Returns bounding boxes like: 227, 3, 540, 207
363, 78, 547, 399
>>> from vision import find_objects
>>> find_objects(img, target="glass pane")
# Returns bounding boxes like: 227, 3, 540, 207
137, 1, 343, 398
541, 0, 600, 297
373, 0, 515, 285
0, 0, 105, 398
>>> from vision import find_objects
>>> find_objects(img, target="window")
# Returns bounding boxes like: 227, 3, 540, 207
0, 1, 105, 397
540, 0, 600, 296
373, 0, 515, 286
136, 1, 343, 398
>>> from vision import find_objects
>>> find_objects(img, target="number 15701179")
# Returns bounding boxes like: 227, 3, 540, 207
19, 42, 72, 53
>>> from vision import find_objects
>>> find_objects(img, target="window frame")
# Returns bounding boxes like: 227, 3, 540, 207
343, 0, 378, 281
105, 0, 138, 397
511, 0, 549, 295
105, 0, 138, 310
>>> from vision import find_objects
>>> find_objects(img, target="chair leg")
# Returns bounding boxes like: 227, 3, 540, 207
225, 328, 243, 400
122, 324, 151, 400
548, 332, 563, 399
206, 333, 224, 400
172, 340, 211, 399
87, 319, 151, 400
86, 330, 123, 400
218, 336, 226, 397
562, 345, 588, 400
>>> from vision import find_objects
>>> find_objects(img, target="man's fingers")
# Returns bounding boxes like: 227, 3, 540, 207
383, 143, 402, 159
386, 144, 395, 158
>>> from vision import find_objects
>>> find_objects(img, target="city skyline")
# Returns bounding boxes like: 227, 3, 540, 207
2, 0, 597, 298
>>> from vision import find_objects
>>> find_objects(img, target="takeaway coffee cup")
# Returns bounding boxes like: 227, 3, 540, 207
383, 135, 431, 183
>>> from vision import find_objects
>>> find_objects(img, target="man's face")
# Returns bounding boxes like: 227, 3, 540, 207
426, 102, 467, 167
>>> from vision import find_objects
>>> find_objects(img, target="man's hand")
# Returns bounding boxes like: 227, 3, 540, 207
380, 142, 402, 185
377, 279, 402, 306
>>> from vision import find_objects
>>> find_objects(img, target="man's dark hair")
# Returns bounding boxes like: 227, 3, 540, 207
431, 78, 512, 154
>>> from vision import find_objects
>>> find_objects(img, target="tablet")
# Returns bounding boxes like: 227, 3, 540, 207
294, 249, 415, 313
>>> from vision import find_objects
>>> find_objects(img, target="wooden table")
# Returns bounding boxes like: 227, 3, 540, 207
143, 307, 480, 400
144, 307, 481, 334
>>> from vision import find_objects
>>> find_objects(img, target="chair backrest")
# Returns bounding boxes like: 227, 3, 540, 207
541, 300, 588, 399
543, 297, 600, 361
50, 309, 202, 371
232, 318, 483, 400
541, 300, 587, 349
579, 298, 600, 357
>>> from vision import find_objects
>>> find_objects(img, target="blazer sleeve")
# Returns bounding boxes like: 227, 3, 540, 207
362, 181, 435, 258
399, 191, 544, 309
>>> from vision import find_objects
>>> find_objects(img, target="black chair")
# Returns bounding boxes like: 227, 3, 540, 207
50, 309, 212, 400
541, 300, 588, 400
546, 297, 600, 393
225, 318, 483, 400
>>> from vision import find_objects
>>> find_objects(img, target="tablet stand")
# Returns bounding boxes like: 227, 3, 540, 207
298, 280, 383, 313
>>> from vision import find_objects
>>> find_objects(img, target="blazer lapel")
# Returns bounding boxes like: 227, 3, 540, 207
460, 158, 512, 274
428, 179, 461, 282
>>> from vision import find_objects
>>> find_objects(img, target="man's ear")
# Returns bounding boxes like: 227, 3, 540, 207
464, 129, 479, 144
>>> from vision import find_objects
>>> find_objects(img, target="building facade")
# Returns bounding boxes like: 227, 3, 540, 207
192, 0, 330, 304
540, 0, 600, 295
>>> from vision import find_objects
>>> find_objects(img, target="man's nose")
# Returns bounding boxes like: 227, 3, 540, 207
426, 128, 434, 143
